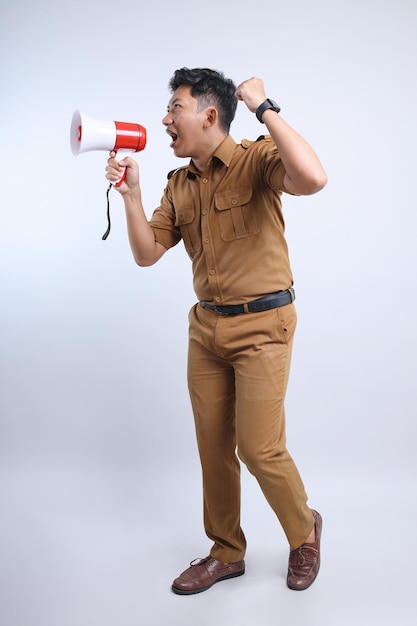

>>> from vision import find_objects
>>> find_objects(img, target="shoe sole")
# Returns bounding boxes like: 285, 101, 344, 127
171, 569, 245, 595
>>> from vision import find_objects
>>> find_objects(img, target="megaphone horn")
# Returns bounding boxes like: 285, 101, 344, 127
70, 110, 147, 186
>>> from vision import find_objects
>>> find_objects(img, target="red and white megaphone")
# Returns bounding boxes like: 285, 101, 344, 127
70, 110, 147, 186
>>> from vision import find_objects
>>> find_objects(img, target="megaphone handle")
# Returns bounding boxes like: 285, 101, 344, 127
114, 149, 134, 187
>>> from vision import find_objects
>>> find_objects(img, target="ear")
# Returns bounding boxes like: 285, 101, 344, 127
203, 107, 218, 128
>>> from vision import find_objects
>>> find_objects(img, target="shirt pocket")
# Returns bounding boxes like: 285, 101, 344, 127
175, 205, 202, 256
214, 184, 259, 242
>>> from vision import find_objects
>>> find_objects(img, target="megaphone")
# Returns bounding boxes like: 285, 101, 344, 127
70, 110, 146, 186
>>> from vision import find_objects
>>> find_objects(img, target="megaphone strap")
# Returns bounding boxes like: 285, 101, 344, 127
102, 183, 113, 241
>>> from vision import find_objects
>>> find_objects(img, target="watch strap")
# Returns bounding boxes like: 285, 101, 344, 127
255, 98, 281, 123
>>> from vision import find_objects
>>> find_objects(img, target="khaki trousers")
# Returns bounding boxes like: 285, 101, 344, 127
187, 302, 314, 563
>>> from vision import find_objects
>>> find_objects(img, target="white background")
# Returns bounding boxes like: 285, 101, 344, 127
1, 1, 416, 625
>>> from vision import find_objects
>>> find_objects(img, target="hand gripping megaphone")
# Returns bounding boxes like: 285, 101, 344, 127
70, 110, 147, 186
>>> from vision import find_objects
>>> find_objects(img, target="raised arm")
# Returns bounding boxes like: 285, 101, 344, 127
106, 153, 167, 266
235, 77, 327, 196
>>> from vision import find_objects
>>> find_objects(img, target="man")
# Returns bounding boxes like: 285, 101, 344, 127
106, 68, 327, 594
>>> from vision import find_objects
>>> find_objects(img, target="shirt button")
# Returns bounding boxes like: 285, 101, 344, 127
231, 198, 238, 205
202, 178, 208, 184
215, 297, 221, 303
209, 269, 216, 275
204, 238, 210, 244
202, 209, 208, 215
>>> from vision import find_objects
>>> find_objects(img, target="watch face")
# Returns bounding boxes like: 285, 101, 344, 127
256, 99, 281, 122
268, 99, 280, 111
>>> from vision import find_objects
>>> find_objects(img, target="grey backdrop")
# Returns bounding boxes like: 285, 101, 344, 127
1, 1, 416, 625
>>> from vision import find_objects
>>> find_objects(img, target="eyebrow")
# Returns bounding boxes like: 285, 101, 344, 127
167, 97, 183, 110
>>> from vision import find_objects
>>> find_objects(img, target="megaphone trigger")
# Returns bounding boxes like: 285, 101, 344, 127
112, 148, 134, 187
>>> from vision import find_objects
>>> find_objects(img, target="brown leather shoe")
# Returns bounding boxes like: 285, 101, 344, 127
172, 556, 245, 595
287, 510, 322, 591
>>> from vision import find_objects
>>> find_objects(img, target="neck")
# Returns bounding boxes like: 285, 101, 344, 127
193, 131, 228, 173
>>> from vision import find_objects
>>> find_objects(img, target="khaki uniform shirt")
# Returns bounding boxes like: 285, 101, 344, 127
149, 134, 294, 305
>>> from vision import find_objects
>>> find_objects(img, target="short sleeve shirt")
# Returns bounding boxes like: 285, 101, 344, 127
149, 134, 294, 305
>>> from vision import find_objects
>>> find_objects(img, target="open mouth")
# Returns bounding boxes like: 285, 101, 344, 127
167, 130, 178, 147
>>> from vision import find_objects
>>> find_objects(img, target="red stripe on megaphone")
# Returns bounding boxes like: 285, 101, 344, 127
114, 121, 147, 152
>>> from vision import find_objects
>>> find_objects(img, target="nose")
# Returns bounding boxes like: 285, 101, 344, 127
162, 111, 172, 126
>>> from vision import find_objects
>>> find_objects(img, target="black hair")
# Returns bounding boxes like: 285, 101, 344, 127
169, 67, 237, 133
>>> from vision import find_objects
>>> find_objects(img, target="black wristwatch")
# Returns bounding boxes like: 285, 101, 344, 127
255, 98, 281, 123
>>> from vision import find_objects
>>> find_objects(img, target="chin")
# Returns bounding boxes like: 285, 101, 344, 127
173, 148, 187, 159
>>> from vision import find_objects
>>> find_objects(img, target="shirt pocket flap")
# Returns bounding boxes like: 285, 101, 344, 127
175, 206, 195, 226
214, 185, 252, 211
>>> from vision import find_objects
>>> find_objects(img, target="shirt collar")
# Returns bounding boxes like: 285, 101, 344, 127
188, 135, 237, 176
212, 134, 236, 167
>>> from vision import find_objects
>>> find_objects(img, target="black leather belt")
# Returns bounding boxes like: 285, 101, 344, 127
200, 289, 294, 316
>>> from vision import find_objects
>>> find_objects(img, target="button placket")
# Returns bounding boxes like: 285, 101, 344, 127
199, 173, 222, 303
